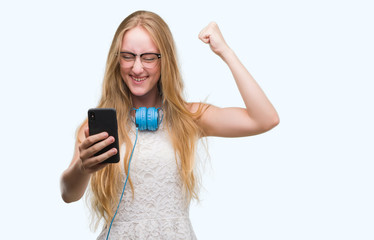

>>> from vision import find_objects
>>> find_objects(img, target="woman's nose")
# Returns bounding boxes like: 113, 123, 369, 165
132, 58, 144, 74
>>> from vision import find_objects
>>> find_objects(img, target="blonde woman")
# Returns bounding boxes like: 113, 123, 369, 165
60, 10, 279, 240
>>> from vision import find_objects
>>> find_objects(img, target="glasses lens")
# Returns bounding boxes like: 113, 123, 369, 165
120, 52, 135, 62
141, 53, 160, 68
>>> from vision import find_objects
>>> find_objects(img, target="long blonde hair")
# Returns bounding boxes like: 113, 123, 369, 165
83, 10, 205, 229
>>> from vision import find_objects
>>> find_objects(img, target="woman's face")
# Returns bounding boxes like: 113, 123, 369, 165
120, 26, 161, 102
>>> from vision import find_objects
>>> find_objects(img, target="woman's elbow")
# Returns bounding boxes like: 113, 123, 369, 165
259, 114, 280, 133
61, 189, 82, 203
60, 183, 74, 203
61, 192, 72, 204
60, 175, 81, 204
270, 114, 280, 129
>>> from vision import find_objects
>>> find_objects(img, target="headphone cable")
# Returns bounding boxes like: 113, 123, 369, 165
106, 127, 139, 240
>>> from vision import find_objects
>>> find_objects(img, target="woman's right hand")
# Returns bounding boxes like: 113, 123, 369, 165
78, 127, 118, 174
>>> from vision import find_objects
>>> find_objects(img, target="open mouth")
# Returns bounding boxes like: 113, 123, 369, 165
131, 76, 147, 82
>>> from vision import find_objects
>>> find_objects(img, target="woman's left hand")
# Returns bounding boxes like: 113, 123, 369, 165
198, 22, 231, 58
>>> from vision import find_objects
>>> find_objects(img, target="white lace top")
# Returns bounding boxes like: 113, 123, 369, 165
97, 123, 197, 240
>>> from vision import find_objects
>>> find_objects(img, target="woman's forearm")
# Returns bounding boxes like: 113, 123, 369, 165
60, 159, 91, 203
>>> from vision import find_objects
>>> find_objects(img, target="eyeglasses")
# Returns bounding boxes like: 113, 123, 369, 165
119, 52, 161, 68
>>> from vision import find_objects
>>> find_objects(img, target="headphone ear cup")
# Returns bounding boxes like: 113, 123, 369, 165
147, 107, 159, 131
135, 107, 148, 131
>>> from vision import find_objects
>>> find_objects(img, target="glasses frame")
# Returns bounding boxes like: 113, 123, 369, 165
119, 51, 161, 68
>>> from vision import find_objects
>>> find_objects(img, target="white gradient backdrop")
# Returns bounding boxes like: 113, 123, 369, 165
0, 0, 373, 239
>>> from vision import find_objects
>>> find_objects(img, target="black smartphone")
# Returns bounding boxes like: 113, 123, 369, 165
88, 108, 120, 164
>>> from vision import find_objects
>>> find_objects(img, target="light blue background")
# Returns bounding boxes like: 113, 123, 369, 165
0, 0, 373, 239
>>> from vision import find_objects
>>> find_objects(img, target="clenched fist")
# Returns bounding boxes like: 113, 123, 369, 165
198, 22, 231, 58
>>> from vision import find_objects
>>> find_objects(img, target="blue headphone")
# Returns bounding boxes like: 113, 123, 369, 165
133, 107, 163, 131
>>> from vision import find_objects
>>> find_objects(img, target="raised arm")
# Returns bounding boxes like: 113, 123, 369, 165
194, 22, 279, 137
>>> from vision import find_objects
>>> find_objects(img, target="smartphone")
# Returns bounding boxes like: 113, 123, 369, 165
88, 108, 120, 164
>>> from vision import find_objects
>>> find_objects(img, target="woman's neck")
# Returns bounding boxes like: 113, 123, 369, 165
131, 92, 162, 109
